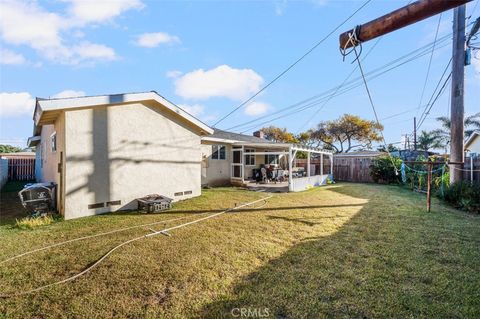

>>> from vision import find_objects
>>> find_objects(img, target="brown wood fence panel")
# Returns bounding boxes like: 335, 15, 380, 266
7, 158, 35, 181
333, 157, 375, 183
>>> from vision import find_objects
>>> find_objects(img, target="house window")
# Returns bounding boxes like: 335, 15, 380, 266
264, 151, 278, 165
212, 145, 226, 160
245, 149, 255, 166
50, 132, 57, 152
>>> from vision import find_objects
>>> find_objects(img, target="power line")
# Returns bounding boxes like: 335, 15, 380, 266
416, 57, 453, 130
212, 0, 373, 127
228, 18, 476, 134
416, 72, 452, 130
295, 37, 383, 133
415, 13, 443, 119
229, 39, 450, 133
234, 38, 453, 133
350, 41, 398, 174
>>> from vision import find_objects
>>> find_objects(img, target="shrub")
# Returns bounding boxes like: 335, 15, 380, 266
441, 181, 480, 213
15, 215, 56, 229
370, 156, 403, 184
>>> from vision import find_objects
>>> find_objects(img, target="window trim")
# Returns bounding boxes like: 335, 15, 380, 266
244, 148, 256, 166
264, 150, 279, 165
212, 144, 226, 160
50, 132, 57, 153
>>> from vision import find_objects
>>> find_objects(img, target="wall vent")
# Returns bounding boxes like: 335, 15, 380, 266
106, 200, 121, 206
183, 190, 193, 195
88, 203, 104, 209
174, 192, 184, 196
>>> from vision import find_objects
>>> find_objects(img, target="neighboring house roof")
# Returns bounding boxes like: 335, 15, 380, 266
33, 91, 213, 135
202, 129, 333, 155
202, 129, 276, 144
465, 131, 480, 151
334, 150, 385, 157
0, 152, 35, 158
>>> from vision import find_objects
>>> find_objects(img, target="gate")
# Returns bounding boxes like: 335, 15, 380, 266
7, 158, 35, 181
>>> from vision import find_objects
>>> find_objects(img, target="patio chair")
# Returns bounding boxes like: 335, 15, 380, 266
261, 167, 268, 183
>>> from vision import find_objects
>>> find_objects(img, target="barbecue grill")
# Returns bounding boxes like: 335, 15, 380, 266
18, 182, 56, 216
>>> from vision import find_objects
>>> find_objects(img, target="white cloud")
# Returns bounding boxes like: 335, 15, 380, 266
66, 0, 143, 25
0, 49, 26, 65
136, 32, 180, 48
0, 0, 63, 49
0, 92, 35, 117
51, 90, 86, 99
244, 101, 271, 116
311, 0, 328, 6
178, 104, 204, 117
71, 42, 117, 62
175, 65, 264, 101
0, 0, 139, 65
166, 70, 182, 78
274, 0, 287, 16
177, 103, 217, 122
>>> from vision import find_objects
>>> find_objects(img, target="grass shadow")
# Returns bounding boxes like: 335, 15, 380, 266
199, 184, 480, 318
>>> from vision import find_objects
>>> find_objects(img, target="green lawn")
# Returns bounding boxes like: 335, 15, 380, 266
0, 183, 479, 318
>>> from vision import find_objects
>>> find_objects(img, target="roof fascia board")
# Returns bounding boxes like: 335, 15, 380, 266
35, 92, 213, 134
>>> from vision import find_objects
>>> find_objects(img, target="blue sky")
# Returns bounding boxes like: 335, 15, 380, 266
1, 0, 479, 149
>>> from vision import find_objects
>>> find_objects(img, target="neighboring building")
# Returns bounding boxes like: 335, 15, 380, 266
28, 92, 213, 219
465, 131, 480, 155
0, 152, 35, 159
201, 129, 333, 191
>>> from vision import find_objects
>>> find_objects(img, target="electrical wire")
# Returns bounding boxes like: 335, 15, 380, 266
212, 0, 373, 127
225, 20, 474, 134
0, 196, 272, 298
415, 13, 443, 119
295, 37, 383, 133
235, 40, 453, 134
351, 43, 399, 174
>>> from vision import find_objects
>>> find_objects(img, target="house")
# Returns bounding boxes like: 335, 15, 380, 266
27, 92, 213, 219
0, 152, 36, 159
201, 129, 333, 191
465, 131, 480, 155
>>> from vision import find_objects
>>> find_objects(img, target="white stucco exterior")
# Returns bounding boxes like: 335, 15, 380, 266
32, 93, 211, 220
201, 142, 232, 186
465, 131, 480, 154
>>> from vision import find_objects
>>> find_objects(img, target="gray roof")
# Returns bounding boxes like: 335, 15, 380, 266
209, 129, 275, 144
334, 150, 385, 157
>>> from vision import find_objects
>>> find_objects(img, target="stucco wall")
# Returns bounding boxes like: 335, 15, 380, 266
467, 137, 480, 154
63, 102, 202, 219
37, 114, 65, 211
201, 142, 231, 186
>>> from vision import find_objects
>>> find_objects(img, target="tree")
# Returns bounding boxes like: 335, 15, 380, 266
417, 130, 443, 151
0, 144, 23, 153
259, 126, 298, 143
301, 114, 383, 153
432, 112, 480, 144
377, 144, 399, 152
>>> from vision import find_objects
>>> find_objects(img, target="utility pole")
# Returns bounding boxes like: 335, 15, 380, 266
339, 0, 471, 183
413, 117, 417, 150
449, 5, 466, 184
339, 0, 472, 49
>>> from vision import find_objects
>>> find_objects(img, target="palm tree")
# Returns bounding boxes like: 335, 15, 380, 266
433, 113, 480, 143
417, 130, 443, 151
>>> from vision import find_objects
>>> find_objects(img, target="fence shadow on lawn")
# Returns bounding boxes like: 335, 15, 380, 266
199, 184, 480, 319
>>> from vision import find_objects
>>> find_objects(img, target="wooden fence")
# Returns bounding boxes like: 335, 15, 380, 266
333, 156, 375, 183
7, 158, 35, 181
330, 155, 480, 184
